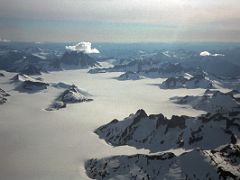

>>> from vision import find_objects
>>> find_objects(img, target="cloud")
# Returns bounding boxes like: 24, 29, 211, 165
200, 51, 224, 57
212, 53, 225, 57
200, 51, 211, 56
65, 42, 100, 54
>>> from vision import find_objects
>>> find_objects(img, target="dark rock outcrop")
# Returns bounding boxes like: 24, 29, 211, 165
46, 84, 93, 111
95, 109, 240, 152
171, 90, 240, 113
12, 73, 49, 92
0, 88, 10, 104
117, 71, 142, 80
85, 144, 240, 180
160, 74, 214, 89
61, 51, 99, 68
20, 64, 41, 75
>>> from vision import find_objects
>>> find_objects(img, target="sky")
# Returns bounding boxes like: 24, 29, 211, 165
0, 0, 240, 42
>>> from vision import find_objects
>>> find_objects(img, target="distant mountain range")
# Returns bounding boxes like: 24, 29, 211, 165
89, 48, 240, 78
1, 43, 240, 79
0, 48, 99, 74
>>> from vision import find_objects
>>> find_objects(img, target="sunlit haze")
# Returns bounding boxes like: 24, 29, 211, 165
0, 0, 240, 42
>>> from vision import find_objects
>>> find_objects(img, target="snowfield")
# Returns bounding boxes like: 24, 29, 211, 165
0, 69, 237, 180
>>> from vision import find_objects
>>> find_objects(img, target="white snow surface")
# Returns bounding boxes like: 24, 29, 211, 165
0, 69, 232, 180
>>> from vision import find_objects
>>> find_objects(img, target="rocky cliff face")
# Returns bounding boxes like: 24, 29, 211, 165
61, 51, 99, 68
89, 109, 239, 179
95, 109, 239, 152
85, 144, 240, 180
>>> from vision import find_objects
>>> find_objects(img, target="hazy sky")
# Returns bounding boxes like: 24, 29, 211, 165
0, 0, 240, 42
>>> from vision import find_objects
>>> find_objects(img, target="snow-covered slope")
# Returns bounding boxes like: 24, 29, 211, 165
85, 144, 240, 180
160, 74, 215, 89
12, 73, 37, 82
117, 71, 142, 81
12, 73, 49, 92
171, 90, 240, 113
95, 109, 240, 152
0, 88, 10, 104
46, 84, 93, 111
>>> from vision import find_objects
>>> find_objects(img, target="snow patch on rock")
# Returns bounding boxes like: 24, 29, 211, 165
95, 109, 240, 152
171, 90, 240, 113
46, 84, 93, 111
85, 144, 240, 180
